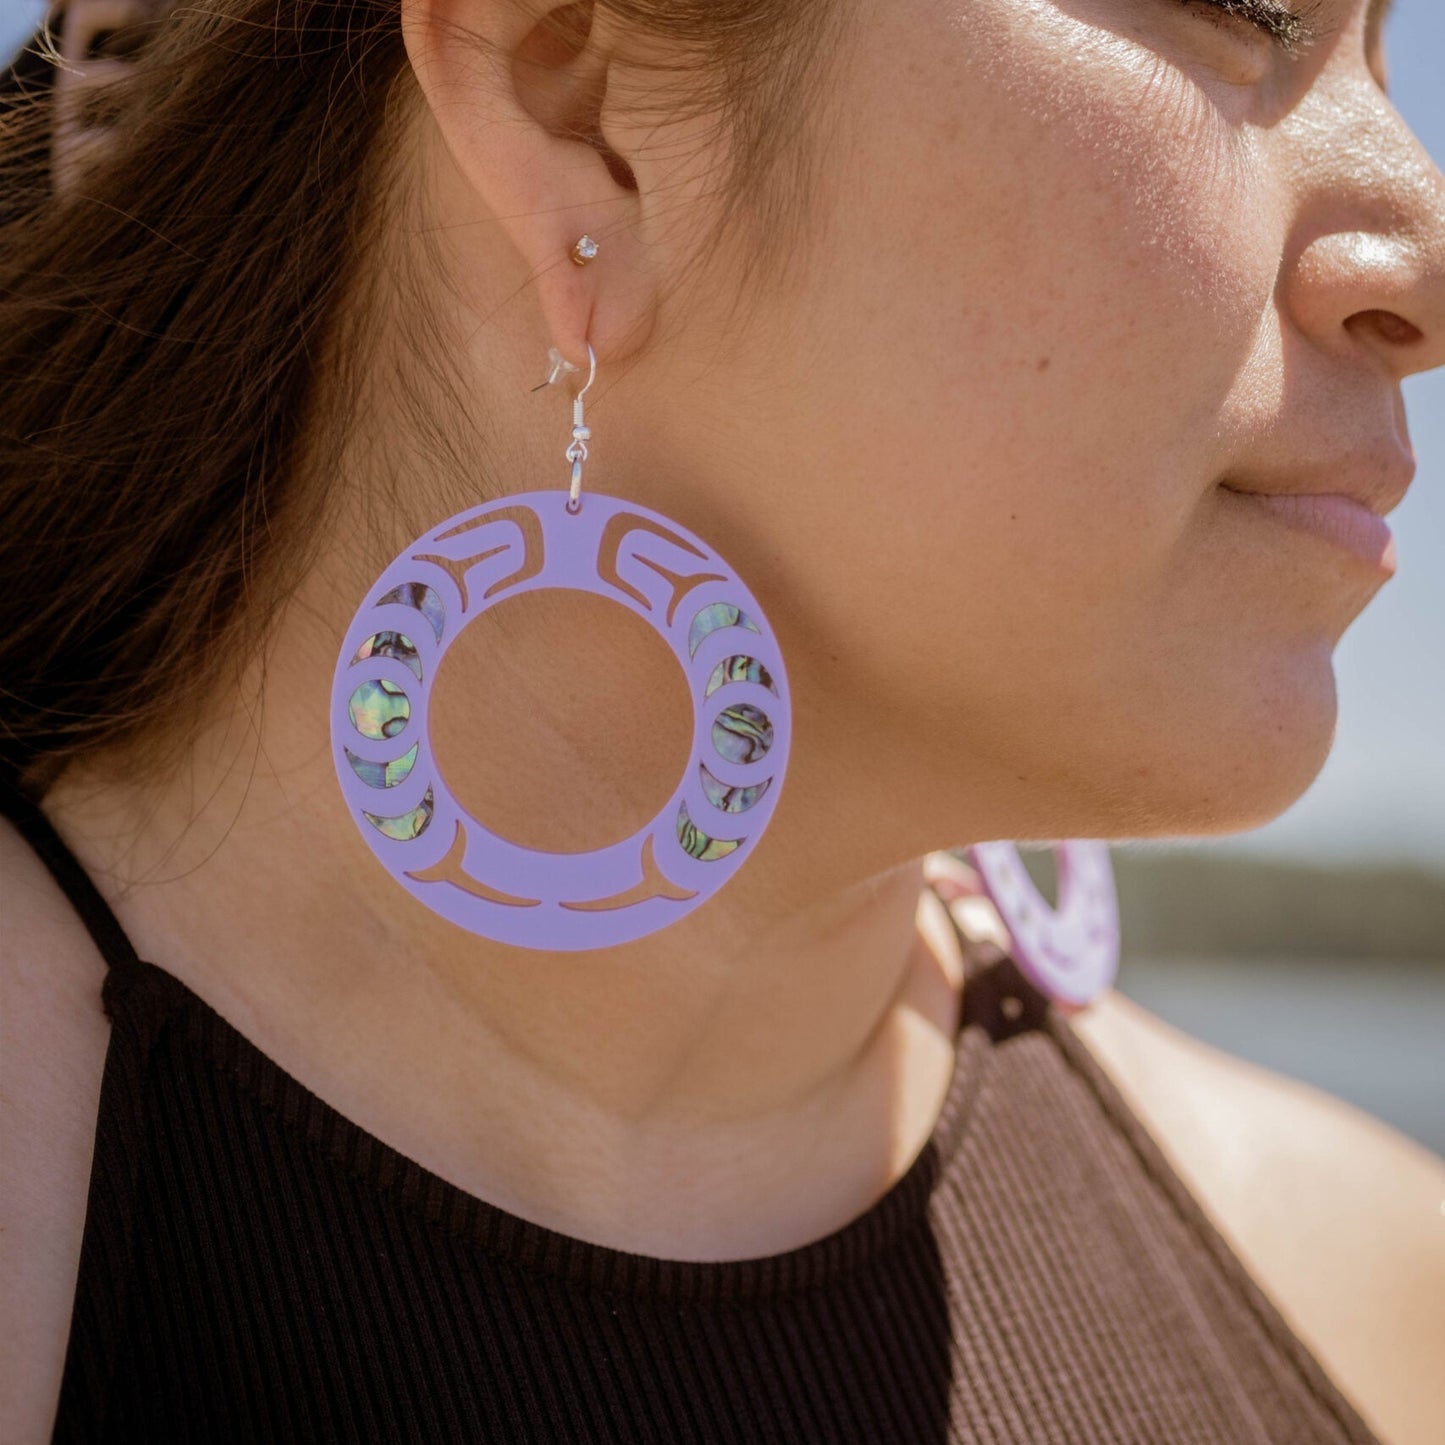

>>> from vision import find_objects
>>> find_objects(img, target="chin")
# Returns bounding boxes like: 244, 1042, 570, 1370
1151, 671, 1341, 839
1055, 651, 1341, 841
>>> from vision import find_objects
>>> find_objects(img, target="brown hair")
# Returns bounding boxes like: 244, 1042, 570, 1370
0, 0, 846, 804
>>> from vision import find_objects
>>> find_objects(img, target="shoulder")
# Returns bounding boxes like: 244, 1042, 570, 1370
1071, 985, 1445, 1445
922, 848, 1443, 1443
0, 807, 113, 1444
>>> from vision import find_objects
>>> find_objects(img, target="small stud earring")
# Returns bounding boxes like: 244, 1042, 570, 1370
570, 234, 600, 267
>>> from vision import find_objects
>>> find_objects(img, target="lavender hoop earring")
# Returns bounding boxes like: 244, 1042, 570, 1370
331, 336, 791, 950
964, 841, 1119, 1006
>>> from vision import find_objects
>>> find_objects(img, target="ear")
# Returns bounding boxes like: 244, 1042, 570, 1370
399, 0, 657, 367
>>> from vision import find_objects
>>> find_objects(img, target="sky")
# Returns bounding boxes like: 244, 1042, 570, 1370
4, 1, 1444, 870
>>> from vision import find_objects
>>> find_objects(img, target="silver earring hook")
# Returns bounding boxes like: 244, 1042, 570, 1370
563, 342, 597, 515
575, 341, 596, 400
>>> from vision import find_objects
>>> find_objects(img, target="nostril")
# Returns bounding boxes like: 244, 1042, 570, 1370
1348, 309, 1425, 346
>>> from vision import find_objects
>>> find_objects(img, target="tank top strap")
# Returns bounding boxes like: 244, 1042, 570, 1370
0, 769, 145, 977
924, 873, 1053, 1042
0, 777, 1039, 1042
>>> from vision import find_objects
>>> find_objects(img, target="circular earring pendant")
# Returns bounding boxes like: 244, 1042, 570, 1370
332, 489, 791, 950
964, 840, 1119, 1007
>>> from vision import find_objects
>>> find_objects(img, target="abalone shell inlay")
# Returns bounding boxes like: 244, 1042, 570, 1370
699, 760, 771, 814
711, 702, 773, 764
350, 630, 423, 681
349, 678, 410, 740
676, 800, 743, 861
363, 784, 435, 841
687, 601, 762, 659
703, 654, 777, 699
346, 741, 421, 789
375, 582, 446, 643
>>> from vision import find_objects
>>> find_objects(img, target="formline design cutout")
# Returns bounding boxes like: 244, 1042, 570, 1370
331, 490, 792, 949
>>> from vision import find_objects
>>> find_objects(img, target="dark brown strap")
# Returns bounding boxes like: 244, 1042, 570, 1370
0, 769, 143, 974
923, 871, 1053, 1041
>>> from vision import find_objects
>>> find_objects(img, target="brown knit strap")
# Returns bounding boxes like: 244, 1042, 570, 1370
0, 766, 143, 975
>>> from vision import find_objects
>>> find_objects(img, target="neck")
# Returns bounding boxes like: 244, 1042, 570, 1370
35, 170, 984, 1254
41, 582, 970, 1253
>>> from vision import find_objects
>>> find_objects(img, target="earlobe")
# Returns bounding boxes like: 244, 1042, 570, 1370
398, 0, 653, 363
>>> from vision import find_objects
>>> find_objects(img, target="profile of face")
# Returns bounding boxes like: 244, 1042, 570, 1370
392, 0, 1445, 877
750, 0, 1445, 849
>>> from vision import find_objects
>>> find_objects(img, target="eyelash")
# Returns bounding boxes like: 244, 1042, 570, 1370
1171, 0, 1313, 51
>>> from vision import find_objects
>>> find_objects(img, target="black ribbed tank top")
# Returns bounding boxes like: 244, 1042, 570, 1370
3, 782, 1384, 1444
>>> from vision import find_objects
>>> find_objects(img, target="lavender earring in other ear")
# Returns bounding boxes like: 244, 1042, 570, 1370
965, 840, 1120, 1009
570, 234, 600, 266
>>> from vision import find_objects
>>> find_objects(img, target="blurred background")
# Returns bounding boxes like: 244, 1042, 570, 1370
3, 1, 1441, 1155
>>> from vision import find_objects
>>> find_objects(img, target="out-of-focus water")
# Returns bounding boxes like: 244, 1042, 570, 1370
1114, 956, 1445, 1158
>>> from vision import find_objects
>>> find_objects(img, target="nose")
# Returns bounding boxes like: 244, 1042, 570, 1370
1279, 71, 1445, 384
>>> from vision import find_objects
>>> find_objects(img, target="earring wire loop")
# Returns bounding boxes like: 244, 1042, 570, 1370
564, 342, 597, 515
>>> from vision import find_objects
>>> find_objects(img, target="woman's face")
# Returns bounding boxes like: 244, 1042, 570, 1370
628, 0, 1444, 850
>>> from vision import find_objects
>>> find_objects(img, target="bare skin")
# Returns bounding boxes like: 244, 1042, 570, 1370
4, 0, 1445, 1441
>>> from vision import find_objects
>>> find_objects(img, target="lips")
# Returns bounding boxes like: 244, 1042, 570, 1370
1217, 434, 1417, 520
1221, 487, 1397, 572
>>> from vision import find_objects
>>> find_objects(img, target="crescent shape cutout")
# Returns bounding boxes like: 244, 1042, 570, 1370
375, 583, 445, 643
363, 784, 435, 841
676, 799, 744, 861
346, 741, 421, 789
350, 630, 423, 681
703, 655, 778, 700
687, 601, 763, 659
698, 761, 772, 814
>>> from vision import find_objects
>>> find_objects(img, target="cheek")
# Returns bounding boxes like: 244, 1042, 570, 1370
789, 3, 1288, 693
843, 3, 1270, 515
733, 0, 1365, 832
